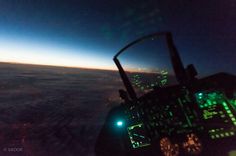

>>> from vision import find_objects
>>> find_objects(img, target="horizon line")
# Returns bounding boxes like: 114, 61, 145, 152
0, 61, 118, 72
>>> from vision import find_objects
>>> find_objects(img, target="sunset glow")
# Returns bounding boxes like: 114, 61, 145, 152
0, 39, 116, 70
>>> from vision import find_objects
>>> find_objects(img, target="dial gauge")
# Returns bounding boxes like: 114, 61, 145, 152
160, 137, 179, 156
183, 133, 202, 154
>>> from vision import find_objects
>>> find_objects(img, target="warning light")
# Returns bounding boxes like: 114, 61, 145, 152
116, 120, 124, 127
198, 93, 203, 96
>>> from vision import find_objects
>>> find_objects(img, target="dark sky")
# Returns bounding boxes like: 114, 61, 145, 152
0, 0, 235, 76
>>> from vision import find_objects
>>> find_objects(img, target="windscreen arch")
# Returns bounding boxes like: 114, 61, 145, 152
116, 34, 178, 97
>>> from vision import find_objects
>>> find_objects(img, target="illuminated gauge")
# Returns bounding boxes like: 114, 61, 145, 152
183, 133, 202, 155
160, 137, 179, 156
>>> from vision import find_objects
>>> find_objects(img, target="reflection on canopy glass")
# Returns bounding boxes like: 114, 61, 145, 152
118, 36, 178, 97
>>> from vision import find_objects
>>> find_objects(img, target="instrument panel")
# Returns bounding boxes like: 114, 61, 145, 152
124, 83, 236, 155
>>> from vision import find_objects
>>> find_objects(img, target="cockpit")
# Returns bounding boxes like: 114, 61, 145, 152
96, 32, 236, 156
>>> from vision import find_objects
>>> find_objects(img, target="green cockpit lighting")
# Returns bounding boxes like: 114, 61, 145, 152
195, 91, 236, 139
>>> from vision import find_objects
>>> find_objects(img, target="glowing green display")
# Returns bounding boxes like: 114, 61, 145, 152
127, 123, 151, 148
195, 91, 236, 139
210, 130, 235, 139
230, 99, 236, 108
131, 69, 168, 91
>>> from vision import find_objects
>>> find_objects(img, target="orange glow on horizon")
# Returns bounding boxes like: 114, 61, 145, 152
0, 60, 117, 71
0, 39, 117, 71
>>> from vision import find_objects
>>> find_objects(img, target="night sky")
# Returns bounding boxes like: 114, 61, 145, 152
0, 0, 235, 76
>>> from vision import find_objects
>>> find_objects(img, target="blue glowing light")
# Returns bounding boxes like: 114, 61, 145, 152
116, 121, 123, 127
